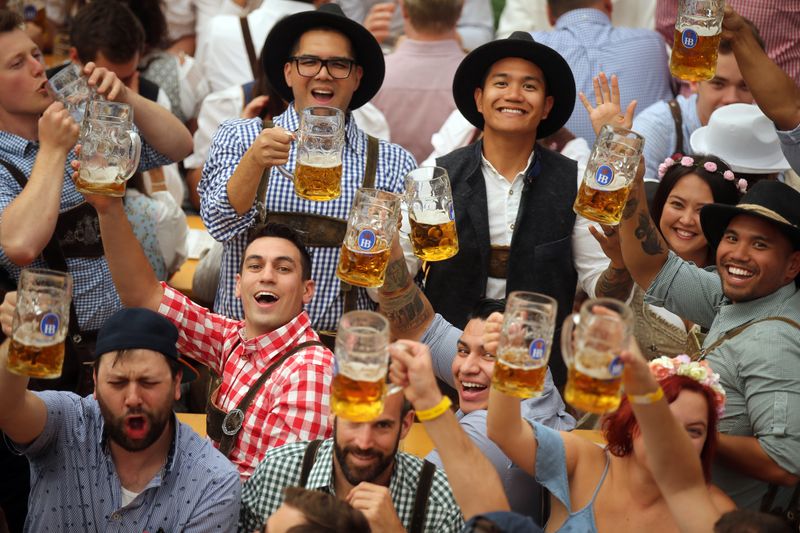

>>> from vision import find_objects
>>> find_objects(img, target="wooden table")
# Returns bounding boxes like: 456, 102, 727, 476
167, 215, 205, 300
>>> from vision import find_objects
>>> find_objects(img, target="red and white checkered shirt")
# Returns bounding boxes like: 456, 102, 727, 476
158, 283, 334, 479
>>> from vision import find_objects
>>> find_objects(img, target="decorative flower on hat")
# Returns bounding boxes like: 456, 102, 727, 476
723, 170, 735, 181
737, 179, 748, 193
648, 355, 726, 417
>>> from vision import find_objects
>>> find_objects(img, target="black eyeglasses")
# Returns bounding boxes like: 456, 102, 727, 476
289, 55, 356, 79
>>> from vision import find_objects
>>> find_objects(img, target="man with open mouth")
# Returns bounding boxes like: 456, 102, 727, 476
618, 169, 800, 511
0, 307, 240, 531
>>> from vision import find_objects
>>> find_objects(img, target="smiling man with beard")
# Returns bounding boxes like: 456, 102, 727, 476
0, 307, 240, 531
240, 393, 464, 533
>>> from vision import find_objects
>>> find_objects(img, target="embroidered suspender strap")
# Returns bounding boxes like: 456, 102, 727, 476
239, 16, 259, 79
698, 316, 800, 361
408, 460, 436, 533
667, 99, 684, 157
299, 439, 324, 488
215, 340, 324, 457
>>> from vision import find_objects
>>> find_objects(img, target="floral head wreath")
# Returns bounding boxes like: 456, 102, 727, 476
657, 155, 747, 194
648, 355, 726, 417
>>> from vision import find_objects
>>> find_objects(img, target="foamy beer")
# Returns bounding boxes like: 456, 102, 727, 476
560, 298, 633, 414
404, 166, 459, 261
669, 0, 725, 81
276, 106, 345, 201
331, 311, 401, 421
6, 269, 73, 379
573, 124, 644, 225
76, 99, 141, 197
337, 189, 401, 288
490, 292, 557, 398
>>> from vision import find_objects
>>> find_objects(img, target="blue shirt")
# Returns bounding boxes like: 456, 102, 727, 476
633, 93, 702, 182
199, 104, 416, 330
777, 122, 800, 173
532, 9, 673, 145
0, 131, 172, 331
10, 391, 241, 532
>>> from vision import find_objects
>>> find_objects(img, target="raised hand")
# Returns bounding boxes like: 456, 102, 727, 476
364, 2, 396, 44
346, 483, 405, 533
246, 127, 295, 169
83, 61, 127, 102
588, 224, 625, 269
388, 340, 441, 411
38, 102, 79, 154
579, 73, 637, 136
482, 311, 503, 356
0, 291, 17, 337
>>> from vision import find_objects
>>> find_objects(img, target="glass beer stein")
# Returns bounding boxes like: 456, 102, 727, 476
46, 63, 94, 123
560, 298, 634, 414
573, 124, 644, 225
404, 166, 459, 262
490, 292, 558, 398
277, 106, 345, 202
336, 188, 401, 288
669, 0, 725, 82
6, 269, 73, 379
331, 311, 402, 422
76, 99, 142, 197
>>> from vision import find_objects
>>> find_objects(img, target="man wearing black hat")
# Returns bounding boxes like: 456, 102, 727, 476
0, 307, 241, 532
618, 169, 800, 510
199, 3, 416, 337
416, 31, 610, 387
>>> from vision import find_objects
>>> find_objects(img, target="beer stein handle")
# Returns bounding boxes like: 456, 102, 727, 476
560, 313, 580, 369
121, 131, 141, 181
275, 164, 296, 182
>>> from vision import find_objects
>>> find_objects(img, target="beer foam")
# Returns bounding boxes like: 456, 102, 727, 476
82, 166, 120, 184
410, 211, 452, 225
574, 347, 619, 379
336, 359, 386, 382
498, 346, 548, 366
676, 16, 721, 36
13, 322, 63, 346
297, 154, 342, 168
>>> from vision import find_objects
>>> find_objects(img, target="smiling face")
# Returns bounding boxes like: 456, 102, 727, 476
715, 214, 800, 302
284, 29, 363, 113
0, 28, 51, 121
474, 56, 554, 139
658, 173, 714, 265
451, 318, 496, 414
94, 349, 180, 452
236, 236, 315, 338
693, 52, 753, 126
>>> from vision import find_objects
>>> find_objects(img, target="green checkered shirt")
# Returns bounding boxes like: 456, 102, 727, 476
239, 439, 464, 532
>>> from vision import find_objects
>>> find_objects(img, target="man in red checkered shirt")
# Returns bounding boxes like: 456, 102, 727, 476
85, 193, 333, 479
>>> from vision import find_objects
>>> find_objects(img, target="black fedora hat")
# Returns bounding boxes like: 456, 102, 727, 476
262, 3, 384, 110
700, 180, 800, 250
452, 31, 576, 138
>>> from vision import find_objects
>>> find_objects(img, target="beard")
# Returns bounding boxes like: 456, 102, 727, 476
333, 420, 400, 486
96, 393, 172, 452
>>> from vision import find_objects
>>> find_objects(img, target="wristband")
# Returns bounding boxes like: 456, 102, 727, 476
415, 396, 452, 421
628, 386, 664, 405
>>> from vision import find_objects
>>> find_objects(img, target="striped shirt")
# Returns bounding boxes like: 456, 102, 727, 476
532, 8, 673, 145
158, 283, 334, 479
10, 391, 240, 532
199, 104, 416, 331
240, 439, 464, 532
656, 0, 800, 85
0, 130, 172, 331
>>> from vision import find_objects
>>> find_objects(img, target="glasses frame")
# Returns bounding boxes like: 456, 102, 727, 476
289, 55, 356, 80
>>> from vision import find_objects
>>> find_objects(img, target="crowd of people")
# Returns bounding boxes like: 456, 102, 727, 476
0, 0, 799, 531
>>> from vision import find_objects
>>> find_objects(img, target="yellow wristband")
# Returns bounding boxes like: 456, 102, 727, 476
415, 396, 452, 421
628, 387, 664, 405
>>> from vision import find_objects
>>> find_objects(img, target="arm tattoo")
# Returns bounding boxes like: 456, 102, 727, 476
378, 256, 433, 333
622, 192, 639, 220
381, 256, 411, 294
595, 266, 634, 300
634, 212, 667, 256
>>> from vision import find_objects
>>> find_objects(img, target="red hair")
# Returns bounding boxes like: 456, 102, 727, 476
601, 375, 720, 481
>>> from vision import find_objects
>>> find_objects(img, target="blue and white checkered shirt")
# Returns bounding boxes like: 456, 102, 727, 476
532, 9, 674, 145
199, 104, 416, 330
0, 131, 172, 331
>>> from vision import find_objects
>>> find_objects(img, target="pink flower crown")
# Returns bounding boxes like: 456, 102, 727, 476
657, 155, 747, 194
648, 354, 726, 417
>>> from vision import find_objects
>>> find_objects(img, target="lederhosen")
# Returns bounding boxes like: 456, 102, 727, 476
0, 161, 100, 395
255, 119, 380, 350
206, 339, 325, 457
299, 440, 437, 533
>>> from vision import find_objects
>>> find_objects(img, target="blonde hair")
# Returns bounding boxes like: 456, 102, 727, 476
404, 0, 463, 34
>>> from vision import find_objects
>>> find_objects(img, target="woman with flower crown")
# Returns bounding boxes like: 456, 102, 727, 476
581, 74, 744, 359
485, 312, 736, 532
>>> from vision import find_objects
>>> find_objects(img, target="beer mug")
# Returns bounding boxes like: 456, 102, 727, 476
6, 269, 73, 379
276, 106, 345, 202
669, 0, 725, 82
404, 166, 459, 262
331, 311, 402, 422
336, 188, 401, 288
46, 63, 94, 123
573, 124, 644, 225
490, 292, 557, 398
560, 298, 634, 414
76, 99, 142, 197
